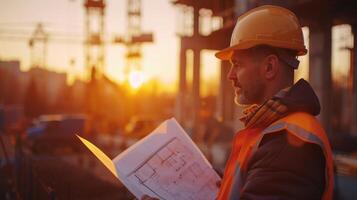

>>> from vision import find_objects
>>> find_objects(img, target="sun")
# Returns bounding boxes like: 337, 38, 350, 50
128, 70, 145, 89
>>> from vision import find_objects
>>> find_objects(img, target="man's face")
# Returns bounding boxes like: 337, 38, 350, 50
228, 50, 265, 105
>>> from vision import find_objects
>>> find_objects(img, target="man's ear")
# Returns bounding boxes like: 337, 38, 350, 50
263, 54, 279, 79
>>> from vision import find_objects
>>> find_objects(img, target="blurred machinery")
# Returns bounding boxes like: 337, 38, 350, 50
114, 0, 153, 77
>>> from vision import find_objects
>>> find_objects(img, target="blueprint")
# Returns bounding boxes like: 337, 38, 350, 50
78, 118, 221, 200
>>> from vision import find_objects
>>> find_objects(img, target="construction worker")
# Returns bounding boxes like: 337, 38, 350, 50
142, 5, 334, 200
214, 5, 334, 200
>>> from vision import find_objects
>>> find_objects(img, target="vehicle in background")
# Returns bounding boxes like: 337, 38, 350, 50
27, 114, 87, 154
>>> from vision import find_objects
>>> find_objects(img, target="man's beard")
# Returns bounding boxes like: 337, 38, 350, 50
234, 93, 251, 106
234, 82, 265, 106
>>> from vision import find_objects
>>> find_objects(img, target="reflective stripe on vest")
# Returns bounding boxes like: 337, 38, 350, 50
262, 122, 324, 147
218, 112, 334, 200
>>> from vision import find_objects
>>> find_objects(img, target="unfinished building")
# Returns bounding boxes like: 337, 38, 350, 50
173, 0, 357, 138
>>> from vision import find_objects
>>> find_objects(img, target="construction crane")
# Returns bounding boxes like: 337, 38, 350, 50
84, 0, 106, 78
28, 23, 49, 68
0, 22, 86, 75
1, 0, 149, 82
114, 0, 153, 78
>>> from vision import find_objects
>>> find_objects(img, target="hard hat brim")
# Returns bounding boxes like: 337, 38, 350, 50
215, 46, 234, 60
215, 43, 253, 60
215, 42, 308, 60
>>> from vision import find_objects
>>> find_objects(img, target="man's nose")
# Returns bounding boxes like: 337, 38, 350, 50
227, 66, 236, 81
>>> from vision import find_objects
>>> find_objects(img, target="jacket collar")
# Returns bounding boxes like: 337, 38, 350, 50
240, 79, 320, 128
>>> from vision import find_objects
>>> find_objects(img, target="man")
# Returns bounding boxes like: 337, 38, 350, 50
214, 5, 334, 200
143, 5, 334, 200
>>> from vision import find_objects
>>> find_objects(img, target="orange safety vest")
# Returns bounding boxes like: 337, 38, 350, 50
217, 112, 334, 200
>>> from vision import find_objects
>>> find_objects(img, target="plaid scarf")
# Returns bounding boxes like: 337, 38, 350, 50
239, 87, 290, 129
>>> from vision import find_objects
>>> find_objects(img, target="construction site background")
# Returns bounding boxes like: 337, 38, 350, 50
1, 0, 357, 199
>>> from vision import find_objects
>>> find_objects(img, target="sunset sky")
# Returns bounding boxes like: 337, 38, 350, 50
0, 0, 353, 93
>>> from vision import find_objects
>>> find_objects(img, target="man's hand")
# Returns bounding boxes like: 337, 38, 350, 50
141, 195, 159, 200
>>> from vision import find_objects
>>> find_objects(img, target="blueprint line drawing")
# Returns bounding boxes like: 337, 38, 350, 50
127, 138, 219, 200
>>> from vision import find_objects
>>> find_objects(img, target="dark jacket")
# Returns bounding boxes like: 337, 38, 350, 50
240, 79, 326, 200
